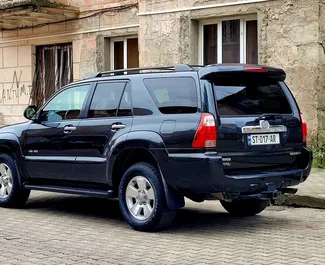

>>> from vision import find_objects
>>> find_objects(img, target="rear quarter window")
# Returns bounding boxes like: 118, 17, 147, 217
144, 77, 198, 114
214, 81, 292, 115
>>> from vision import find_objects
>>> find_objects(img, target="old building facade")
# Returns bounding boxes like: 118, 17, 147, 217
0, 0, 324, 163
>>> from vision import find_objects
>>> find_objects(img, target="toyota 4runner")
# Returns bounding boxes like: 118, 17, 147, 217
0, 64, 313, 231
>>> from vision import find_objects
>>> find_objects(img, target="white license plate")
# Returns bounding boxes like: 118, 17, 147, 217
248, 134, 280, 146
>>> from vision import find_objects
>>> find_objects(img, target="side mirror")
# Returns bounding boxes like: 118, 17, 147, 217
23, 105, 38, 121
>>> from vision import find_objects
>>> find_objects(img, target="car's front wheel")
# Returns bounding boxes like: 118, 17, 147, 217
0, 154, 30, 208
118, 162, 176, 232
220, 199, 269, 217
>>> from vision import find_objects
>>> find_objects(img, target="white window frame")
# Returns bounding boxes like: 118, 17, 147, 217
110, 35, 139, 70
198, 15, 257, 65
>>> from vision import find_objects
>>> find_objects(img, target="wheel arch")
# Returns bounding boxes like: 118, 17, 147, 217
0, 133, 23, 159
108, 132, 184, 209
0, 145, 12, 156
0, 133, 26, 188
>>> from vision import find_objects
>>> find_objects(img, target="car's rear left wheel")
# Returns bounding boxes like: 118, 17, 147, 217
118, 162, 176, 232
220, 199, 269, 217
0, 154, 30, 208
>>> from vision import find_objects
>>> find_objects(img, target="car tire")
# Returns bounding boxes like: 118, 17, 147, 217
118, 162, 176, 232
220, 199, 269, 217
0, 154, 30, 208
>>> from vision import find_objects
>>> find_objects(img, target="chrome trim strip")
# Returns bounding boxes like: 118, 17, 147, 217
75, 157, 107, 163
241, 125, 287, 134
25, 156, 76, 162
25, 156, 107, 163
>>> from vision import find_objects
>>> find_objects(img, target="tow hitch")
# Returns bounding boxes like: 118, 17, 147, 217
237, 190, 280, 201
225, 184, 291, 204
224, 186, 298, 204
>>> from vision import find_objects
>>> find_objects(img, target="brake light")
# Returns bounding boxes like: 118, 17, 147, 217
243, 67, 267, 73
192, 113, 217, 148
300, 112, 307, 143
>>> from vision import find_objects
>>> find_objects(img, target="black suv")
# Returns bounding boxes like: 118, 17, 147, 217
0, 64, 312, 231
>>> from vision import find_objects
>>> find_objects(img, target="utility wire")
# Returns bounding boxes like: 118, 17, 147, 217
2, 3, 138, 31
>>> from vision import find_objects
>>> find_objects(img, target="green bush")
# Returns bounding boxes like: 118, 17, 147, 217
313, 148, 325, 168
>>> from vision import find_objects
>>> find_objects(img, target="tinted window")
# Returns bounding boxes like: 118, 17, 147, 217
88, 82, 126, 118
40, 85, 90, 122
144, 77, 198, 114
214, 81, 292, 115
117, 83, 132, 117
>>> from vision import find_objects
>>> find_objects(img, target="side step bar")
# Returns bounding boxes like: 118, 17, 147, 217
24, 184, 115, 198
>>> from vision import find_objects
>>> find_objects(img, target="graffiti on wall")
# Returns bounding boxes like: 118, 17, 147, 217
0, 70, 32, 105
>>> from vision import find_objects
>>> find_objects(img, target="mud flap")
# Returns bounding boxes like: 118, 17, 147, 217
160, 170, 185, 209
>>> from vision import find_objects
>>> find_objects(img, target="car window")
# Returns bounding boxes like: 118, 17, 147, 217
117, 83, 132, 117
213, 80, 292, 115
40, 85, 90, 122
144, 77, 198, 114
88, 82, 126, 118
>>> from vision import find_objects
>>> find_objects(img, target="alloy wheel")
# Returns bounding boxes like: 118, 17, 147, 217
125, 176, 155, 221
0, 163, 13, 199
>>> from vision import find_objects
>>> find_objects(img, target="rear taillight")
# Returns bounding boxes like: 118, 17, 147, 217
300, 112, 307, 143
192, 113, 217, 148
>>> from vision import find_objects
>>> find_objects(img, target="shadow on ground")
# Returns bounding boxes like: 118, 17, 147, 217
24, 192, 291, 233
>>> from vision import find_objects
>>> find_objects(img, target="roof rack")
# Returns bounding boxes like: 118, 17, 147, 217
85, 64, 204, 79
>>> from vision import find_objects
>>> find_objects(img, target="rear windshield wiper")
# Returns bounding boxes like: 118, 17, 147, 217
256, 114, 283, 121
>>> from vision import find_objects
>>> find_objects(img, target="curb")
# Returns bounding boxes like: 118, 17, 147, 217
274, 194, 325, 210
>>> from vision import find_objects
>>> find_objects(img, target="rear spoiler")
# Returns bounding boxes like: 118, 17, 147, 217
198, 65, 286, 82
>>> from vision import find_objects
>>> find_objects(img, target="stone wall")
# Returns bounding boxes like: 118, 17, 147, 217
0, 0, 323, 152
139, 0, 322, 147
314, 0, 325, 166
0, 0, 139, 125
259, 0, 321, 146
0, 45, 34, 125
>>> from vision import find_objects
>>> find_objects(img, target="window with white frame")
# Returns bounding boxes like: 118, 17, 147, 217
110, 37, 139, 70
199, 17, 258, 65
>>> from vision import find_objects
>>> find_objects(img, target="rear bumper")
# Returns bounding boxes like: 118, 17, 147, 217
161, 147, 313, 195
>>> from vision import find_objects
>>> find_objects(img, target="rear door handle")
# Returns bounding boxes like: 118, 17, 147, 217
63, 125, 77, 134
111, 123, 126, 132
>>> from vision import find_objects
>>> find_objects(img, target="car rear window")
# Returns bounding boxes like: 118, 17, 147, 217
213, 80, 292, 115
144, 77, 198, 114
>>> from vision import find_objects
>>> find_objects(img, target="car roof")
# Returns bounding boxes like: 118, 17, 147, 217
69, 63, 286, 86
